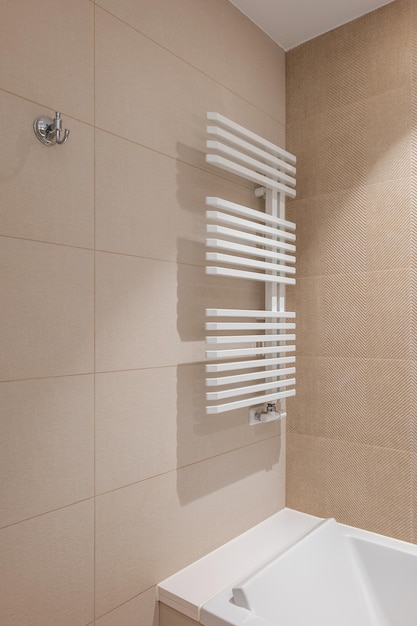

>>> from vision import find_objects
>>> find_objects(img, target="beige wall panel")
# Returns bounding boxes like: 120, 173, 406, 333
94, 0, 285, 123
0, 501, 94, 626
96, 365, 284, 494
366, 88, 411, 185
0, 92, 94, 248
0, 375, 94, 528
0, 0, 94, 122
0, 238, 94, 381
96, 587, 159, 626
94, 7, 283, 162
366, 179, 411, 271
366, 269, 411, 360
324, 358, 367, 445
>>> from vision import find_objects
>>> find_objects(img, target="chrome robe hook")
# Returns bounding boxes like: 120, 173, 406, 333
33, 111, 70, 146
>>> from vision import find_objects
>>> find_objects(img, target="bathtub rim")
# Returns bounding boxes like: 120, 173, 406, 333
157, 508, 323, 621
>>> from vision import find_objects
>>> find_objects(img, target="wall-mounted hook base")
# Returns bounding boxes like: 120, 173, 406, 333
33, 116, 55, 145
33, 112, 70, 146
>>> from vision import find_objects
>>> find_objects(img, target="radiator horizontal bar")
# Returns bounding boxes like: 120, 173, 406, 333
205, 309, 296, 318
207, 225, 296, 253
206, 197, 295, 231
206, 388, 295, 414
206, 154, 296, 198
207, 112, 296, 165
206, 377, 296, 401
206, 345, 295, 359
206, 367, 296, 386
206, 356, 296, 373
206, 322, 295, 330
206, 334, 295, 344
206, 239, 295, 264
206, 266, 296, 285
206, 211, 296, 242
206, 252, 295, 275
206, 140, 296, 188
206, 128, 296, 177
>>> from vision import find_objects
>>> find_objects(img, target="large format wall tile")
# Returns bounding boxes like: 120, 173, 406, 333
95, 130, 178, 261
0, 238, 94, 381
366, 269, 411, 360
95, 436, 285, 617
366, 179, 411, 271
324, 273, 367, 358
94, 0, 285, 123
96, 365, 283, 494
0, 375, 94, 528
366, 88, 411, 185
95, 252, 180, 371
95, 587, 158, 626
95, 7, 283, 162
95, 368, 178, 494
0, 92, 94, 249
0, 0, 94, 123
0, 500, 94, 626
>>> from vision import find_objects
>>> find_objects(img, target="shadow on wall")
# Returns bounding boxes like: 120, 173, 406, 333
174, 143, 283, 506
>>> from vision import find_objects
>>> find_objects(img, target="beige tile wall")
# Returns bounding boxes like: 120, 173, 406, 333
286, 0, 417, 542
0, 1, 286, 624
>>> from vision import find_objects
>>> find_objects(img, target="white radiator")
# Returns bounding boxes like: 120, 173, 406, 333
204, 113, 296, 416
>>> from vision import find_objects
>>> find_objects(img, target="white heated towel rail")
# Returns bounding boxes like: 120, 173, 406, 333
205, 113, 296, 416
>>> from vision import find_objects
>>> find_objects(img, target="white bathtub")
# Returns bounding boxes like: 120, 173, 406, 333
157, 509, 417, 626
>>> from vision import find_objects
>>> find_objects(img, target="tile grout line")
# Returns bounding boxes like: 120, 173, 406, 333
93, 2, 97, 623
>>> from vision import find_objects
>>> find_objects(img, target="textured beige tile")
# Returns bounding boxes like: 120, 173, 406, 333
95, 588, 159, 626
293, 277, 326, 357
366, 179, 411, 271
0, 238, 94, 381
324, 273, 367, 358
364, 0, 412, 98
95, 436, 285, 616
286, 37, 328, 127
94, 0, 285, 123
290, 196, 326, 278
95, 130, 178, 261
412, 400, 417, 542
324, 187, 367, 275
0, 500, 94, 626
366, 89, 411, 185
0, 375, 94, 528
319, 17, 368, 111
325, 439, 370, 529
366, 359, 413, 451
95, 7, 282, 162
286, 114, 327, 200
95, 368, 178, 494
364, 446, 412, 541
286, 432, 327, 517
286, 357, 326, 437
366, 269, 411, 359
324, 358, 367, 444
323, 100, 367, 194
0, 0, 94, 122
0, 92, 94, 248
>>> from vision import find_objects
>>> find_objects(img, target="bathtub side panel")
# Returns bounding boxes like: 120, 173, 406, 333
160, 603, 200, 626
